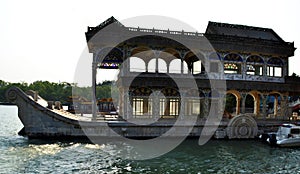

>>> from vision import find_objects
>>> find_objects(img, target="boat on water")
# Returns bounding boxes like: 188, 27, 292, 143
6, 86, 261, 139
260, 124, 300, 147
4, 17, 300, 140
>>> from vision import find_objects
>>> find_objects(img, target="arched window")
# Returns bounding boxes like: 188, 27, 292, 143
160, 88, 180, 118
158, 58, 167, 73
224, 63, 239, 74
129, 57, 146, 72
193, 60, 202, 74
148, 58, 156, 72
224, 54, 242, 74
267, 58, 283, 77
169, 59, 181, 74
131, 87, 153, 118
147, 58, 168, 73
185, 89, 202, 116
97, 47, 123, 69
246, 55, 264, 76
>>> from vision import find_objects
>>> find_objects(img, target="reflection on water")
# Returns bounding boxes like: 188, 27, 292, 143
1, 105, 300, 173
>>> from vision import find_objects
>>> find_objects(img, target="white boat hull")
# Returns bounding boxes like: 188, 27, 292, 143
277, 138, 300, 147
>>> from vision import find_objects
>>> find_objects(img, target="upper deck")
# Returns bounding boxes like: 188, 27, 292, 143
85, 17, 299, 120
85, 17, 296, 85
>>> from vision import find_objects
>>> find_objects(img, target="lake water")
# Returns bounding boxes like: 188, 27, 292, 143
1, 105, 300, 173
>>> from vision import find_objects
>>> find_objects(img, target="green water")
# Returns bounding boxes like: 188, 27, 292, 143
1, 105, 300, 174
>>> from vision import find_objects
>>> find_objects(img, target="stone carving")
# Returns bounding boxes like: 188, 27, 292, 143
226, 114, 258, 139
6, 87, 18, 101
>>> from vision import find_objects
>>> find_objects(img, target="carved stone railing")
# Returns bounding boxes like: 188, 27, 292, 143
126, 27, 204, 37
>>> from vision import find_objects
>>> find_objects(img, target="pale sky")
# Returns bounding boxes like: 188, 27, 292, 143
1, 0, 300, 84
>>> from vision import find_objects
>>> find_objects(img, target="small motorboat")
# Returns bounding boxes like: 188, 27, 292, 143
261, 124, 300, 147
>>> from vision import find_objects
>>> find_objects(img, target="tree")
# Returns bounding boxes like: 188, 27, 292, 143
0, 80, 114, 103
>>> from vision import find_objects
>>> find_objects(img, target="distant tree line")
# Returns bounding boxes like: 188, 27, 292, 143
0, 80, 114, 104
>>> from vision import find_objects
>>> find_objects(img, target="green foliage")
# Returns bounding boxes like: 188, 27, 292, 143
0, 80, 114, 104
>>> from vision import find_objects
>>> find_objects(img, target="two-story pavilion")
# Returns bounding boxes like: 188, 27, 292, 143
85, 16, 298, 122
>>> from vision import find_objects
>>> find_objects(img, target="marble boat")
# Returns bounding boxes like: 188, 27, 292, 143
6, 17, 300, 140
6, 87, 260, 139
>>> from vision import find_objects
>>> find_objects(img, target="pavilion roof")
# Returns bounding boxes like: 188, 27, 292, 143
205, 21, 284, 42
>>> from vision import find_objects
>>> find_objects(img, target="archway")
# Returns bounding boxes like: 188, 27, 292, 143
147, 58, 167, 73
245, 94, 254, 114
267, 91, 282, 118
129, 57, 146, 72
246, 91, 263, 117
184, 51, 205, 74
224, 53, 243, 74
225, 90, 241, 117
185, 89, 202, 117
246, 55, 264, 76
130, 87, 153, 118
267, 57, 283, 77
169, 59, 188, 74
160, 88, 180, 118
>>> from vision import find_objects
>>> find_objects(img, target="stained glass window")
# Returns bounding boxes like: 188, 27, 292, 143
224, 63, 238, 70
98, 62, 121, 69
224, 63, 241, 74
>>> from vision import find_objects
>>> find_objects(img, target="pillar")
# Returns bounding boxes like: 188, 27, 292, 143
181, 59, 184, 74
92, 57, 97, 120
280, 95, 288, 120
154, 50, 160, 73
202, 90, 210, 118
153, 91, 160, 120
254, 94, 260, 116
241, 93, 247, 114
145, 62, 148, 72
125, 48, 131, 75
180, 92, 186, 120
262, 94, 268, 119
218, 93, 225, 119
118, 88, 124, 117
262, 94, 267, 119
274, 95, 278, 117
125, 92, 132, 120
263, 57, 267, 80
242, 55, 247, 80
180, 51, 185, 74
236, 96, 241, 115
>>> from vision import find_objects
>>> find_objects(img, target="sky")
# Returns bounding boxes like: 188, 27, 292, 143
1, 0, 300, 84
